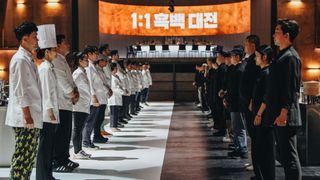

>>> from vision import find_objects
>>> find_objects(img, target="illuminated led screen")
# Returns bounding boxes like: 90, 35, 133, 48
99, 1, 250, 36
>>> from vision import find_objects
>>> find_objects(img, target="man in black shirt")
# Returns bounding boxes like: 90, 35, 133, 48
239, 35, 261, 174
266, 19, 302, 180
212, 50, 228, 136
205, 58, 217, 119
224, 48, 248, 158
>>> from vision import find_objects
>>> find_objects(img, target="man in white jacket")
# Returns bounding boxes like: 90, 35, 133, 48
52, 34, 80, 172
141, 62, 152, 105
5, 21, 42, 180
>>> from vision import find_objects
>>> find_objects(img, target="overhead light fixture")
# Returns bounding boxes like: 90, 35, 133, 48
289, 0, 302, 6
16, 0, 25, 7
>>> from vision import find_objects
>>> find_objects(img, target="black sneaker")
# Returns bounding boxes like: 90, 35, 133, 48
53, 165, 73, 173
66, 159, 79, 169
228, 150, 248, 159
119, 120, 128, 124
93, 137, 109, 143
212, 130, 226, 137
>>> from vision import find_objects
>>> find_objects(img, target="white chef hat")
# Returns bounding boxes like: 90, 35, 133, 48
37, 24, 57, 49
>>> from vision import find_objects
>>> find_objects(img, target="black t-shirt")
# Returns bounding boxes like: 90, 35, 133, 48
225, 63, 245, 112
252, 66, 271, 127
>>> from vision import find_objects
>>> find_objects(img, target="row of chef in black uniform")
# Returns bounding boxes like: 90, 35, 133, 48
193, 19, 302, 180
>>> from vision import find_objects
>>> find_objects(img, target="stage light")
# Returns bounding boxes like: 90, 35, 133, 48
16, 0, 25, 8
289, 0, 302, 7
168, 0, 174, 13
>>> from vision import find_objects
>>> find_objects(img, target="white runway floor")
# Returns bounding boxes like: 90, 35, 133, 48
0, 102, 174, 180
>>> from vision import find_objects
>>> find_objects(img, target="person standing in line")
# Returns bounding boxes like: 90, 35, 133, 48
110, 50, 130, 125
224, 48, 248, 159
239, 35, 261, 173
6, 21, 42, 180
251, 45, 275, 180
127, 61, 138, 115
212, 49, 228, 136
52, 34, 80, 172
36, 24, 60, 180
145, 63, 153, 105
266, 19, 302, 180
108, 63, 125, 133
141, 62, 152, 105
71, 51, 92, 159
83, 46, 103, 150
94, 55, 113, 143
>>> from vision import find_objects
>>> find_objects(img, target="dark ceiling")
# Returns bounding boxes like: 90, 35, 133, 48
99, 0, 247, 6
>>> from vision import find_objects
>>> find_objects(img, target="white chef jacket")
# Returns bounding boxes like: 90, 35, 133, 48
39, 60, 60, 124
97, 65, 112, 99
5, 46, 43, 129
142, 69, 150, 89
126, 69, 136, 95
146, 69, 153, 86
108, 74, 124, 106
73, 67, 91, 114
103, 63, 112, 84
52, 53, 75, 111
137, 70, 144, 92
86, 61, 107, 105
112, 60, 130, 96
131, 70, 141, 93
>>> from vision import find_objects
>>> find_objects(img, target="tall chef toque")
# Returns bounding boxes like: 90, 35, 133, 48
37, 24, 57, 49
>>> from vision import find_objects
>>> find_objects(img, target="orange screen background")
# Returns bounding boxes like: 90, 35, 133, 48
99, 1, 250, 36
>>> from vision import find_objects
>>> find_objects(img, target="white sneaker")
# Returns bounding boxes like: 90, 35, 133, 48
245, 165, 254, 171
73, 150, 91, 159
222, 136, 232, 143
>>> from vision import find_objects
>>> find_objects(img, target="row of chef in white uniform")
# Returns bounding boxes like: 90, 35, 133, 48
5, 23, 152, 180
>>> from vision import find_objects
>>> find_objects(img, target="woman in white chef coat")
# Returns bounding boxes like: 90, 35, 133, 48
35, 24, 60, 180
82, 46, 103, 150
72, 52, 92, 159
108, 63, 124, 132
6, 21, 42, 180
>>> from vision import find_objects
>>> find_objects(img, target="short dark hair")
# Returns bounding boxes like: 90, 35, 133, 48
83, 45, 98, 55
246, 35, 260, 49
110, 50, 118, 57
36, 47, 51, 59
276, 19, 300, 42
72, 51, 86, 68
99, 44, 109, 53
14, 22, 38, 42
110, 62, 117, 71
56, 34, 66, 45
257, 45, 273, 63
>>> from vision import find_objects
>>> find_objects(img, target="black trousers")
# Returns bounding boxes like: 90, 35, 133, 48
135, 92, 141, 110
123, 96, 130, 116
72, 111, 88, 154
251, 126, 276, 180
94, 104, 107, 140
37, 123, 57, 180
141, 88, 149, 103
275, 126, 302, 180
110, 106, 120, 128
83, 106, 99, 146
213, 98, 226, 130
130, 94, 136, 114
53, 110, 73, 166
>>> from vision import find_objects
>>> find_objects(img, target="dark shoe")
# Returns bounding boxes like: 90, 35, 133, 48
212, 130, 226, 137
131, 113, 138, 116
66, 159, 79, 169
53, 165, 73, 173
127, 114, 133, 118
124, 116, 131, 120
93, 137, 109, 143
119, 120, 128, 124
228, 150, 248, 159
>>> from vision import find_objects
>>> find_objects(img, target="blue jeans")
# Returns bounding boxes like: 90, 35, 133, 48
82, 106, 99, 146
230, 112, 248, 153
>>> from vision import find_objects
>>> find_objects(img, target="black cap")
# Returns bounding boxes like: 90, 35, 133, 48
213, 45, 224, 53
230, 48, 244, 56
